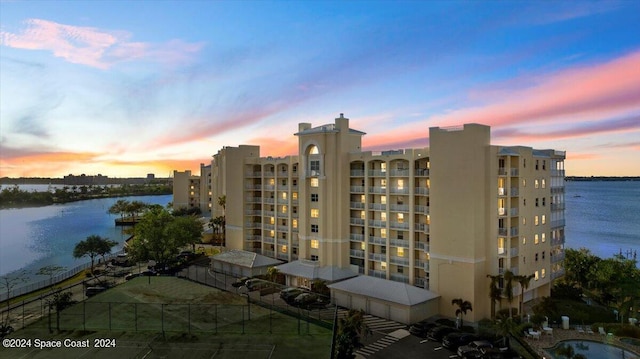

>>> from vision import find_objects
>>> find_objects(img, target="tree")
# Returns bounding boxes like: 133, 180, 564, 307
487, 274, 502, 320
73, 235, 117, 274
335, 309, 369, 359
45, 290, 76, 332
493, 313, 516, 348
1, 271, 28, 326
108, 199, 129, 220
129, 206, 202, 264
515, 273, 535, 321
218, 195, 226, 246
266, 266, 280, 283
503, 269, 515, 317
451, 298, 473, 328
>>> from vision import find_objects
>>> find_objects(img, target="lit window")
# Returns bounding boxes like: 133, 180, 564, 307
208, 191, 212, 195
426, 214, 430, 225
397, 213, 404, 223
282, 245, 287, 253
270, 230, 275, 237
293, 219, 298, 228
269, 178, 275, 185
398, 247, 404, 257
270, 217, 275, 225
397, 179, 404, 190
360, 194, 365, 202
381, 179, 387, 189
381, 212, 387, 221
535, 271, 539, 280
381, 228, 387, 238
310, 209, 319, 218
309, 145, 319, 155
310, 178, 319, 187
361, 242, 365, 250
541, 269, 546, 278
190, 185, 194, 189
535, 234, 539, 244
522, 237, 526, 245
381, 195, 387, 204
360, 211, 366, 219
542, 179, 546, 188
523, 217, 526, 225
542, 215, 546, 225
282, 205, 287, 214
311, 239, 319, 249
535, 216, 539, 225
281, 192, 287, 200
523, 179, 526, 187
292, 192, 298, 200
190, 192, 194, 196
535, 179, 539, 189
381, 163, 387, 172
381, 261, 387, 270
498, 237, 506, 254
542, 233, 546, 242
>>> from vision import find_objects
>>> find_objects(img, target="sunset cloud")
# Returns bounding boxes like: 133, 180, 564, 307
0, 19, 204, 69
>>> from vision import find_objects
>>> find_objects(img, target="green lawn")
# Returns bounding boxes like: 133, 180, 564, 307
0, 277, 332, 359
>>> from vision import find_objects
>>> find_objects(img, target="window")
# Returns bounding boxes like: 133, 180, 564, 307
523, 159, 526, 168
281, 192, 287, 200
381, 212, 387, 221
381, 261, 387, 270
281, 205, 287, 214
360, 210, 366, 219
541, 268, 546, 278
397, 267, 404, 274
542, 197, 546, 206
535, 215, 539, 225
310, 239, 319, 249
310, 178, 319, 187
535, 253, 539, 262
397, 179, 404, 190
542, 232, 546, 242
380, 228, 387, 238
310, 209, 319, 218
361, 242, 365, 250
523, 217, 527, 225
397, 213, 404, 223
535, 271, 539, 280
381, 246, 387, 254
380, 179, 387, 189
536, 160, 539, 170
293, 165, 297, 172
542, 179, 546, 188
543, 160, 546, 171
311, 224, 319, 233
523, 179, 526, 187
542, 215, 546, 225
498, 237, 506, 254
522, 237, 526, 245
380, 195, 387, 204
282, 179, 287, 186
281, 245, 287, 253
380, 163, 387, 173
535, 234, 539, 244
292, 219, 298, 228
542, 251, 545, 259
292, 179, 297, 186
311, 193, 318, 202
535, 198, 539, 207
292, 192, 298, 200
270, 217, 275, 225
269, 178, 275, 185
398, 247, 404, 257
310, 160, 320, 174
398, 232, 404, 240
311, 255, 318, 261
535, 179, 539, 189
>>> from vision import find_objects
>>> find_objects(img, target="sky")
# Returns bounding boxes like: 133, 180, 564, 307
1, 1, 639, 178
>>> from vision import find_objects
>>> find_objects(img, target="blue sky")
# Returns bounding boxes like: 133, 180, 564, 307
1, 0, 639, 177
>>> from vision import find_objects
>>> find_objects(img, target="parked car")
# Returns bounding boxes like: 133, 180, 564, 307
442, 332, 480, 351
457, 340, 493, 358
232, 277, 250, 288
176, 250, 197, 262
426, 326, 458, 342
280, 287, 305, 303
479, 347, 519, 359
293, 292, 320, 308
245, 279, 271, 291
85, 286, 107, 297
409, 320, 439, 337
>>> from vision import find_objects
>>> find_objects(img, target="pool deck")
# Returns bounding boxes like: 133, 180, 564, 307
524, 327, 640, 358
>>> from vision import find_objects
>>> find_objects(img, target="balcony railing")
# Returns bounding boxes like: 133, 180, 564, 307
414, 223, 429, 232
350, 249, 365, 258
263, 250, 275, 258
390, 169, 409, 177
414, 205, 429, 214
368, 170, 386, 177
368, 219, 387, 228
368, 253, 386, 262
389, 187, 409, 194
368, 187, 386, 194
368, 203, 387, 211
390, 238, 409, 248
390, 204, 409, 212
551, 268, 565, 280
551, 219, 566, 228
415, 187, 429, 195
368, 270, 386, 279
389, 256, 409, 266
551, 252, 565, 263
350, 170, 365, 177
350, 202, 365, 209
390, 273, 409, 283
415, 168, 430, 176
415, 242, 429, 252
350, 186, 365, 193
350, 233, 364, 241
350, 218, 365, 225
368, 236, 386, 245
390, 221, 410, 230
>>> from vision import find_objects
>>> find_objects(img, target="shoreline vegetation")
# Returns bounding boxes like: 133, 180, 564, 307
565, 176, 640, 181
0, 183, 172, 209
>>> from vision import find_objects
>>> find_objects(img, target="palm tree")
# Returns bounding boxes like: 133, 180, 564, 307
451, 298, 473, 328
335, 309, 369, 359
494, 313, 516, 348
487, 274, 502, 320
515, 273, 535, 321
503, 269, 515, 317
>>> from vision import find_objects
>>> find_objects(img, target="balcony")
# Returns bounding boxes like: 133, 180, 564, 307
350, 249, 365, 258
389, 187, 409, 194
498, 227, 519, 236
551, 219, 566, 228
245, 209, 261, 216
551, 203, 565, 211
245, 184, 263, 190
414, 277, 428, 288
350, 218, 365, 225
263, 185, 275, 191
390, 169, 409, 177
277, 252, 289, 261
415, 242, 429, 252
350, 201, 365, 209
263, 250, 275, 258
368, 187, 386, 194
350, 170, 365, 177
414, 205, 429, 214
277, 171, 288, 178
390, 221, 410, 230
350, 233, 364, 241
368, 170, 386, 177
245, 222, 262, 229
390, 238, 409, 248
551, 268, 565, 280
390, 256, 409, 266
551, 252, 565, 263
368, 219, 387, 228
415, 168, 430, 177
390, 204, 409, 212
350, 186, 365, 193
263, 171, 275, 177
414, 223, 429, 233
368, 236, 386, 245
510, 247, 519, 256
390, 273, 409, 283
263, 237, 275, 244
551, 235, 565, 246
277, 225, 289, 232
368, 203, 387, 211
510, 188, 519, 196
368, 270, 387, 279
368, 253, 386, 261
415, 187, 429, 195
262, 210, 275, 217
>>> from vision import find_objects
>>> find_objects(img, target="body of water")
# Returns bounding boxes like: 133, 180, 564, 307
0, 194, 171, 280
565, 181, 640, 261
0, 181, 638, 281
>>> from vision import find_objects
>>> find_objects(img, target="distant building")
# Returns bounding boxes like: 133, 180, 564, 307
172, 163, 212, 215
173, 114, 566, 322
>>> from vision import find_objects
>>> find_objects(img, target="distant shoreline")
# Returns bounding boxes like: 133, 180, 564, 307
565, 176, 640, 181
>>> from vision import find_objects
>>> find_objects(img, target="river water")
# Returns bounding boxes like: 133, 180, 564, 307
0, 193, 172, 279
0, 181, 638, 280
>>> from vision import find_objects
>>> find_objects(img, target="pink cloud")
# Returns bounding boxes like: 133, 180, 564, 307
0, 19, 204, 69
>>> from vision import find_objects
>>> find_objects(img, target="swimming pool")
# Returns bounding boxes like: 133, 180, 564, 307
549, 340, 639, 359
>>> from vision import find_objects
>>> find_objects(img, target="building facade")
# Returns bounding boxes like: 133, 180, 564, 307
175, 115, 566, 322
172, 163, 212, 215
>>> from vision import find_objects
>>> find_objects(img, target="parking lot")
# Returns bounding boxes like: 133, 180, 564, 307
356, 329, 464, 359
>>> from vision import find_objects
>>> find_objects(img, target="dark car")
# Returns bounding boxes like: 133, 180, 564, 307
293, 292, 320, 308
280, 287, 305, 303
176, 250, 196, 262
480, 347, 519, 359
245, 279, 271, 291
458, 340, 493, 358
426, 326, 458, 342
85, 286, 107, 297
442, 332, 480, 351
409, 320, 439, 337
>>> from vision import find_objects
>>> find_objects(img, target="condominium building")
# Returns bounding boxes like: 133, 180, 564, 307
176, 114, 566, 322
173, 163, 212, 215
